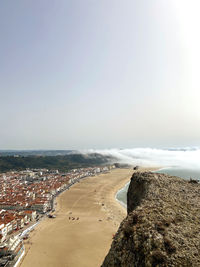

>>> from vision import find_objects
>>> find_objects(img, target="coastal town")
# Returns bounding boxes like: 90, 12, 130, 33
0, 165, 115, 267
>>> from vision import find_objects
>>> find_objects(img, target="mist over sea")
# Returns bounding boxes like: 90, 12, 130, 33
86, 147, 200, 206
86, 147, 200, 170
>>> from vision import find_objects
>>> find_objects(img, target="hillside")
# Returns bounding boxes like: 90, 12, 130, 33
0, 153, 114, 172
102, 172, 200, 267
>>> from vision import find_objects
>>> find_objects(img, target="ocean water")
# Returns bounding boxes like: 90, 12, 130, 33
156, 167, 200, 180
116, 182, 130, 208
116, 167, 200, 207
95, 147, 200, 207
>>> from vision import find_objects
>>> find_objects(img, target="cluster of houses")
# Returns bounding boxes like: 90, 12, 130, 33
0, 169, 71, 214
0, 165, 115, 266
0, 210, 36, 267
0, 210, 36, 242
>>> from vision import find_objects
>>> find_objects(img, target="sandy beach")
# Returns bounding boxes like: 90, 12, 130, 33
19, 168, 135, 267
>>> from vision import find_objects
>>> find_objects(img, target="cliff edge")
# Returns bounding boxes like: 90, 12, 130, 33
101, 172, 200, 267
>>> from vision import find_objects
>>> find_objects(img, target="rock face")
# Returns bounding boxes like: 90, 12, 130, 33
101, 172, 200, 267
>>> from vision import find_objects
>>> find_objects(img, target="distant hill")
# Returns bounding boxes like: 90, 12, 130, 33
0, 153, 115, 172
0, 150, 77, 157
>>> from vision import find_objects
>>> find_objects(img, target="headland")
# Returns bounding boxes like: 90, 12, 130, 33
102, 172, 200, 266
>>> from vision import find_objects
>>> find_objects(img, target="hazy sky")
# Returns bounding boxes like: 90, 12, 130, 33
1, 0, 200, 149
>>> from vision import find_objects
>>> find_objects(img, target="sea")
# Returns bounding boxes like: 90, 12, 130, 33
97, 147, 200, 207
116, 167, 200, 207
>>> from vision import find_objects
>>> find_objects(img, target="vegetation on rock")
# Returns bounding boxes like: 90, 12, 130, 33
102, 172, 200, 267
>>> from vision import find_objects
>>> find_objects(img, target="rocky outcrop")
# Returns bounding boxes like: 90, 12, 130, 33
101, 172, 200, 267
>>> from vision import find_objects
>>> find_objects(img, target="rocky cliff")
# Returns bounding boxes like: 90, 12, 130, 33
101, 172, 200, 267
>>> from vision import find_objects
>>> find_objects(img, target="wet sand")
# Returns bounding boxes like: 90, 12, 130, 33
19, 168, 138, 267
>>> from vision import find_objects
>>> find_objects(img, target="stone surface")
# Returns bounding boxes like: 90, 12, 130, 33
101, 172, 200, 267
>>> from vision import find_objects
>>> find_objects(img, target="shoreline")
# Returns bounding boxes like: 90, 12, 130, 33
115, 167, 160, 208
115, 181, 130, 208
19, 168, 153, 267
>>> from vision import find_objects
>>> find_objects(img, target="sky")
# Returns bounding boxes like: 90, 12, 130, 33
0, 0, 200, 150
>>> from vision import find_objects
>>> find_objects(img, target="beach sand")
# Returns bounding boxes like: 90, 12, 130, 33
19, 168, 136, 267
